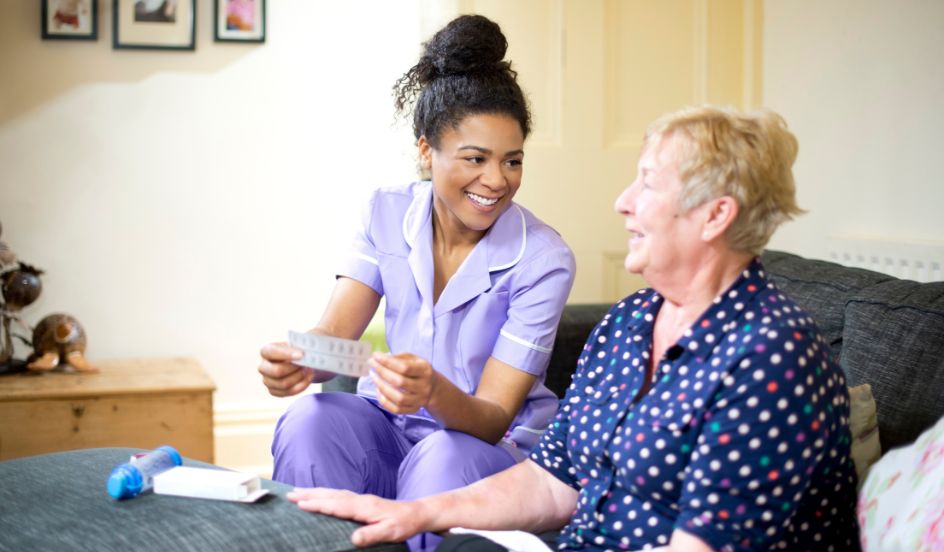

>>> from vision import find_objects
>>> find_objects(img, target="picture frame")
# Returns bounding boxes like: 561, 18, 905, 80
113, 0, 196, 51
42, 0, 98, 41
214, 0, 266, 43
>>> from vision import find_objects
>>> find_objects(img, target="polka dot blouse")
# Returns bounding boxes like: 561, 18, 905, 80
531, 259, 860, 551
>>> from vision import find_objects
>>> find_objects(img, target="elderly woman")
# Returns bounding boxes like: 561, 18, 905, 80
287, 106, 861, 552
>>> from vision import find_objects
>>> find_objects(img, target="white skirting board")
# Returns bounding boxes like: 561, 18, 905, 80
213, 401, 285, 478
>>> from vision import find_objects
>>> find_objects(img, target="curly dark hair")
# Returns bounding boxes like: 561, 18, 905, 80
393, 14, 531, 148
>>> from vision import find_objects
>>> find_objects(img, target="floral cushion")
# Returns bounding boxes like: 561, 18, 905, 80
857, 413, 944, 551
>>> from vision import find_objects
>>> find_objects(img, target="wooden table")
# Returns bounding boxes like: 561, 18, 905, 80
0, 357, 215, 462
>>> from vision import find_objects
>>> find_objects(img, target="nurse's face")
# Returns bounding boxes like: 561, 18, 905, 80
420, 113, 525, 237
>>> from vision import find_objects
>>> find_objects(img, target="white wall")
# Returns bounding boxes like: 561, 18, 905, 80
763, 0, 944, 265
0, 2, 448, 468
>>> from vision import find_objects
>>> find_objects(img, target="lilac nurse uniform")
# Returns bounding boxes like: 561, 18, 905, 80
272, 182, 574, 548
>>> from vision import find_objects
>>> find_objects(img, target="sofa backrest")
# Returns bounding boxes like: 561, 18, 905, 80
762, 250, 944, 452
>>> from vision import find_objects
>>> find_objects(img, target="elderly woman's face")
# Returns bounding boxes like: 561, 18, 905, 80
614, 135, 707, 279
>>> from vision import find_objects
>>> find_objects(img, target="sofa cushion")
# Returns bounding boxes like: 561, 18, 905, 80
761, 250, 893, 362
0, 448, 406, 552
840, 279, 944, 451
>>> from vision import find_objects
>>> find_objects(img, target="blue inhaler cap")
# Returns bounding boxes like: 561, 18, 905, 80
107, 464, 143, 500
157, 445, 183, 467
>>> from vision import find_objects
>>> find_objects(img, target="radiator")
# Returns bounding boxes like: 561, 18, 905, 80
826, 237, 944, 283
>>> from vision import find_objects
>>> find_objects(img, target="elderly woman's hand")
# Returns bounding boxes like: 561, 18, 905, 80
368, 352, 441, 414
288, 488, 427, 547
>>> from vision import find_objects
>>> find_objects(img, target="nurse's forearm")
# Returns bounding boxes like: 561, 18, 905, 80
426, 373, 519, 444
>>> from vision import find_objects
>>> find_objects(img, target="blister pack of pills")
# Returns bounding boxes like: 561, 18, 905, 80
288, 331, 372, 378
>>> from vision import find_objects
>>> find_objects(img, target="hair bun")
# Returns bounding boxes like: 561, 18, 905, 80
393, 14, 530, 143
422, 15, 508, 79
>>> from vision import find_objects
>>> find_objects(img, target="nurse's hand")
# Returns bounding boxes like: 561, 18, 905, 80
258, 341, 315, 397
369, 352, 440, 414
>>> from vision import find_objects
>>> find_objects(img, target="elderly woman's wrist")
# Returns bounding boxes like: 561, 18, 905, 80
412, 496, 444, 533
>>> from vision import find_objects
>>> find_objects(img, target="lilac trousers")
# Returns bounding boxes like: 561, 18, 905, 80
271, 392, 518, 552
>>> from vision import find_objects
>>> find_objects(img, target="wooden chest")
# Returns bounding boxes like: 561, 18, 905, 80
0, 357, 215, 462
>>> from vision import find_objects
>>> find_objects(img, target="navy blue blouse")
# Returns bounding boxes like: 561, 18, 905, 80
531, 260, 860, 551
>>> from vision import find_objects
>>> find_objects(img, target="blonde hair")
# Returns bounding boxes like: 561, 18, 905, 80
645, 105, 804, 255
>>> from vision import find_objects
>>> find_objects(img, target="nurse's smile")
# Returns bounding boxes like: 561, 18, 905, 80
465, 191, 499, 208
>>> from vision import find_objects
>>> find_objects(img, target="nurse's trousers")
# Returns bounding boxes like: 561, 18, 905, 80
272, 392, 518, 552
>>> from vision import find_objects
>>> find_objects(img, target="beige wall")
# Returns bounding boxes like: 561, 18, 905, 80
763, 0, 944, 276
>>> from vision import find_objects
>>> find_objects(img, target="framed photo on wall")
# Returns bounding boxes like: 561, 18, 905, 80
214, 0, 266, 43
113, 0, 196, 50
42, 0, 98, 40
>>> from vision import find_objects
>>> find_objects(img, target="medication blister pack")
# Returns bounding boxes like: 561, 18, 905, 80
288, 331, 372, 378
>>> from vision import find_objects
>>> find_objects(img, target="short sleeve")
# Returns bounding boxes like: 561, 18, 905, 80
336, 190, 384, 295
674, 328, 853, 550
491, 246, 576, 376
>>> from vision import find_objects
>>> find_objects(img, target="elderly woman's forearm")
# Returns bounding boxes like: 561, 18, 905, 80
419, 459, 577, 534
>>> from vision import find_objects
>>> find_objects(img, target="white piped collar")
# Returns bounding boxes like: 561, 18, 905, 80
401, 181, 527, 273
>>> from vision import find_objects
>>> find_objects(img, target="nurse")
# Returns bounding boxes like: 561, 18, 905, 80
257, 12, 575, 543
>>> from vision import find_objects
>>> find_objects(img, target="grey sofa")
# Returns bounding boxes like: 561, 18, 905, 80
1, 250, 942, 551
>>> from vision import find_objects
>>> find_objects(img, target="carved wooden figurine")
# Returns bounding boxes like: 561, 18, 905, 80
27, 313, 97, 373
